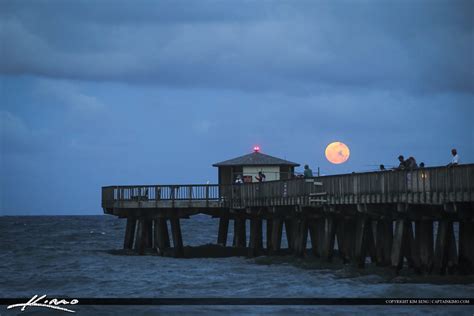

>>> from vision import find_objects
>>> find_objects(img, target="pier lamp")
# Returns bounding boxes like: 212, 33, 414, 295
253, 145, 261, 152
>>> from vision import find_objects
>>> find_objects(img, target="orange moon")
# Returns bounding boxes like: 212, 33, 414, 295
325, 142, 350, 164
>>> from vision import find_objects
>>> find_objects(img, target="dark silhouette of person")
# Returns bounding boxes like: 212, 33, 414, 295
235, 175, 243, 184
303, 164, 313, 178
379, 164, 386, 171
406, 156, 418, 170
448, 149, 459, 167
255, 171, 266, 182
396, 155, 407, 170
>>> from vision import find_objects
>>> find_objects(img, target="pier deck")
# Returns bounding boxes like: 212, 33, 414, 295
102, 164, 474, 275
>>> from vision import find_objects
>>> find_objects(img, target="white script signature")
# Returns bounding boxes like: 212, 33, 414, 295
7, 294, 79, 313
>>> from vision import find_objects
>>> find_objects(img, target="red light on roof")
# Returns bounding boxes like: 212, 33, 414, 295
253, 145, 260, 152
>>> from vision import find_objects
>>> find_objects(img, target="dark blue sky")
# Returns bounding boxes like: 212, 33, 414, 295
1, 0, 473, 215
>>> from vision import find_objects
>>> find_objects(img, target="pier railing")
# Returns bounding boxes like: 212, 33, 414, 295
102, 164, 474, 210
321, 164, 473, 204
102, 184, 220, 208
101, 177, 320, 209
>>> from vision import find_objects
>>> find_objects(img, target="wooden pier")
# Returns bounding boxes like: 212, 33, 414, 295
102, 164, 474, 275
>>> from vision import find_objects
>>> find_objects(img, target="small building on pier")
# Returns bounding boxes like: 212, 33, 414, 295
213, 147, 300, 184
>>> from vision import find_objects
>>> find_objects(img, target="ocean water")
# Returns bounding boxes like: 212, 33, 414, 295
1, 215, 473, 315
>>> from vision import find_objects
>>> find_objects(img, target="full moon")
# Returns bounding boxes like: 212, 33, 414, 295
325, 142, 350, 164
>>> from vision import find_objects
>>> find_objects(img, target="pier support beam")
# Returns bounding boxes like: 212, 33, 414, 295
375, 220, 393, 266
284, 220, 295, 251
217, 213, 230, 246
271, 218, 283, 253
310, 218, 326, 258
123, 218, 137, 250
434, 220, 457, 274
135, 219, 150, 255
294, 218, 308, 257
249, 212, 263, 257
354, 217, 376, 268
145, 220, 153, 249
266, 219, 273, 250
459, 220, 474, 274
336, 218, 355, 262
321, 217, 336, 261
416, 220, 434, 273
256, 217, 263, 250
308, 220, 320, 257
391, 219, 420, 273
170, 217, 184, 258
233, 218, 247, 248
403, 221, 420, 271
153, 218, 170, 253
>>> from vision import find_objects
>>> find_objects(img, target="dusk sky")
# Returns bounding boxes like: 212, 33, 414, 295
1, 0, 473, 215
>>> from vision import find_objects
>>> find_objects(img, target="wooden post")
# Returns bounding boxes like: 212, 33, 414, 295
162, 218, 171, 248
284, 219, 295, 250
434, 220, 457, 275
256, 218, 263, 250
154, 218, 170, 253
123, 217, 137, 250
459, 220, 474, 275
266, 219, 273, 250
233, 218, 246, 248
391, 219, 405, 271
335, 218, 346, 262
145, 220, 153, 249
389, 219, 420, 273
417, 220, 434, 273
308, 220, 320, 257
446, 222, 458, 274
402, 221, 420, 272
353, 216, 376, 268
134, 219, 146, 255
366, 220, 377, 264
375, 220, 393, 266
170, 217, 184, 258
249, 214, 263, 257
271, 218, 283, 253
354, 217, 368, 268
217, 215, 230, 246
321, 217, 336, 261
293, 219, 300, 256
337, 218, 355, 262
294, 218, 308, 257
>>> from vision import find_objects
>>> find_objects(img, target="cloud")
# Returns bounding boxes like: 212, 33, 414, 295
0, 111, 44, 154
0, 0, 472, 94
35, 80, 105, 113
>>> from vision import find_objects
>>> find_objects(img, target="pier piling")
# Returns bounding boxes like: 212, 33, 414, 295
217, 213, 230, 246
170, 217, 184, 258
123, 217, 137, 250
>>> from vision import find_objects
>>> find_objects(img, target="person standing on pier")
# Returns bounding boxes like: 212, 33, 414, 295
255, 171, 266, 182
235, 175, 243, 184
303, 164, 313, 178
406, 157, 418, 170
448, 149, 460, 167
396, 155, 407, 170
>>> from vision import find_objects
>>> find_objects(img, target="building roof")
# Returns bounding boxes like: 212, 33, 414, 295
213, 151, 300, 167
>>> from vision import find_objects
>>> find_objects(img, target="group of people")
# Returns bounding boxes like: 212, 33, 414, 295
380, 148, 460, 171
234, 171, 267, 184
395, 155, 420, 171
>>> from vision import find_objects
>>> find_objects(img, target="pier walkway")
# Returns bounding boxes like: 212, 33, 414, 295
102, 164, 474, 275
